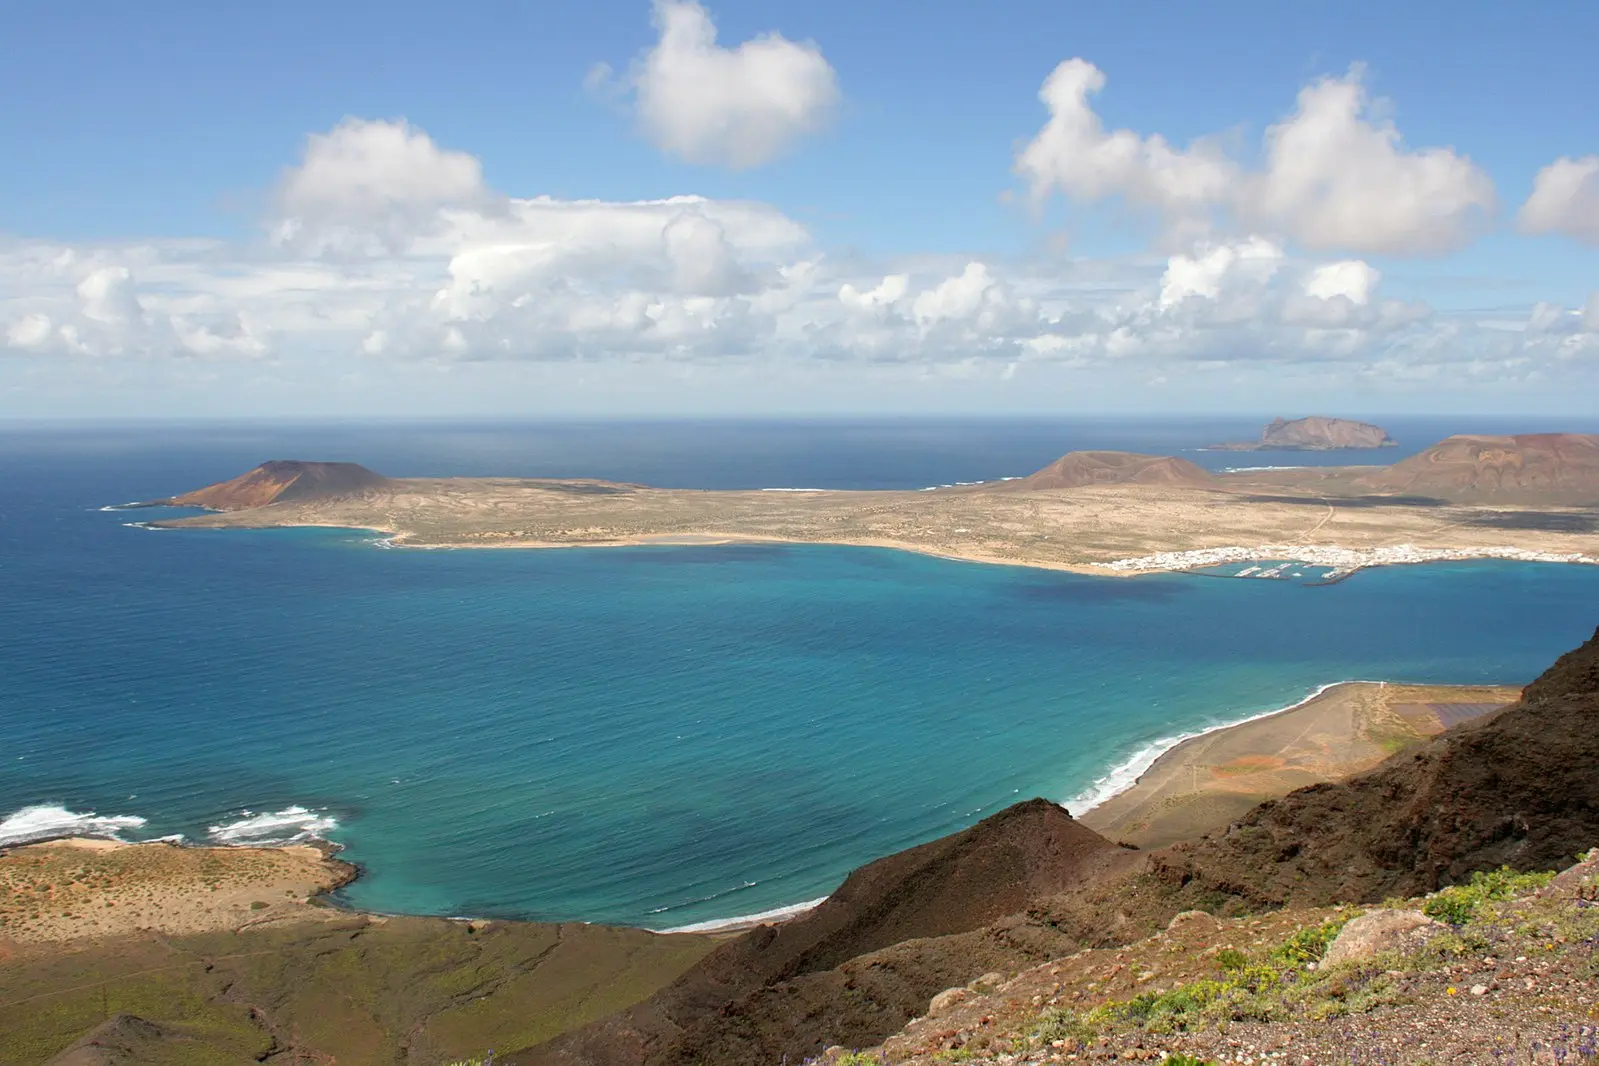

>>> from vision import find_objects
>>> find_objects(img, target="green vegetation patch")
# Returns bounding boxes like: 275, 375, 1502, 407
1267, 911, 1355, 967
1420, 866, 1557, 926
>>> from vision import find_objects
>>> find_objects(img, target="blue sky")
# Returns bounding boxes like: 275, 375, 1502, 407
1, 1, 1596, 417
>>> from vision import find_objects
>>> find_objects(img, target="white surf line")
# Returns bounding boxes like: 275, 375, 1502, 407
1093, 543, 1599, 579
1062, 680, 1387, 816
654, 895, 829, 934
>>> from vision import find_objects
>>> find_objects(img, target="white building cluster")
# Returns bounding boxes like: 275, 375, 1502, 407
1094, 543, 1599, 580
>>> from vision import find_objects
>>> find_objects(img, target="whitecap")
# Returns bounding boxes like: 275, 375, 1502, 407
0, 804, 148, 847
207, 805, 338, 846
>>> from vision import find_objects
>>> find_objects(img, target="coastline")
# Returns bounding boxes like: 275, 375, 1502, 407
667, 677, 1523, 932
0, 677, 1523, 944
1074, 678, 1522, 849
132, 511, 1599, 584
1063, 679, 1372, 816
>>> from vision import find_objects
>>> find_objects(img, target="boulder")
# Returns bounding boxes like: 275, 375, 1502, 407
1322, 910, 1440, 968
927, 987, 970, 1016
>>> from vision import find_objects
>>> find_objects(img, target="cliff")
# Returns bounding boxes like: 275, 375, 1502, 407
160, 460, 393, 511
1212, 416, 1395, 451
1356, 432, 1599, 505
992, 451, 1219, 491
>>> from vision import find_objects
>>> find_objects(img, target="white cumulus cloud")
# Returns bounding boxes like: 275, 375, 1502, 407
1015, 58, 1238, 221
1158, 238, 1283, 310
625, 0, 839, 169
1303, 260, 1380, 304
1243, 68, 1495, 254
1016, 62, 1496, 255
272, 117, 496, 256
1518, 156, 1599, 245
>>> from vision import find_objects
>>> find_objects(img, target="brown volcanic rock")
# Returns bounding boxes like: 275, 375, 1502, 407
1214, 416, 1395, 451
1356, 432, 1599, 504
996, 451, 1219, 491
1152, 624, 1599, 908
165, 460, 393, 510
514, 800, 1126, 1066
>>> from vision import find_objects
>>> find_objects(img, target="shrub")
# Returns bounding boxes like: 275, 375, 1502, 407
1269, 914, 1353, 967
1213, 947, 1249, 972
1421, 866, 1556, 926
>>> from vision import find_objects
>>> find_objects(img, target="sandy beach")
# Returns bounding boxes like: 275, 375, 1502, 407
0, 836, 355, 946
1077, 681, 1522, 848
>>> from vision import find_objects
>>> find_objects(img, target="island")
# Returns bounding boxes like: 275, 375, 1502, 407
1209, 415, 1396, 451
134, 433, 1599, 580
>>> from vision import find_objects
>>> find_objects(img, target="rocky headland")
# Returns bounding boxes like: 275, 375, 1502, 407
1210, 416, 1396, 452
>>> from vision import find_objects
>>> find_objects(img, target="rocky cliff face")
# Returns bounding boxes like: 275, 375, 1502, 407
1213, 416, 1395, 451
1357, 432, 1599, 505
162, 460, 393, 510
994, 451, 1219, 491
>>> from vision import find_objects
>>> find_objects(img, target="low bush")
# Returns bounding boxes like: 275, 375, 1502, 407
1421, 866, 1556, 926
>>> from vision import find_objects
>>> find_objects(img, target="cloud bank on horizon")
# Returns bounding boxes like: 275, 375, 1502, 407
1, 0, 1595, 416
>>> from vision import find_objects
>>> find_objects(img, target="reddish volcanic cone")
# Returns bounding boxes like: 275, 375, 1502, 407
165, 460, 393, 511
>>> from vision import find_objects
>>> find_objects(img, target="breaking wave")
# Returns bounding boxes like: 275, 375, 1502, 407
207, 805, 339, 846
0, 804, 149, 847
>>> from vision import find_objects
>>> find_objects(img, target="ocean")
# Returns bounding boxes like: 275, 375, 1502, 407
3, 416, 1598, 929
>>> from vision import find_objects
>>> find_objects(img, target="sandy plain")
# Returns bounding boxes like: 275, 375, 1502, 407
0, 837, 353, 945
153, 476, 1599, 577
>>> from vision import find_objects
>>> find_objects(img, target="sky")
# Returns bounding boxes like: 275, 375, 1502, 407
1, 1, 1597, 419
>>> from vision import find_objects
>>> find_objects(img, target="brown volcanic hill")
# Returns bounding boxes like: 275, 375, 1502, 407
994, 451, 1219, 491
164, 460, 393, 510
1213, 416, 1395, 451
514, 800, 1128, 1066
1355, 432, 1599, 505
1152, 623, 1599, 909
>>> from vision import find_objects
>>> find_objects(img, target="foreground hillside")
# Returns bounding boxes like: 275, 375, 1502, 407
867, 851, 1599, 1064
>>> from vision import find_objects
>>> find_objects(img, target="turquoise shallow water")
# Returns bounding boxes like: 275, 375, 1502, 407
3, 420, 1597, 928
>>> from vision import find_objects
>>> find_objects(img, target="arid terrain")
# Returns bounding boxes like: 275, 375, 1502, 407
143, 433, 1599, 578
0, 838, 352, 943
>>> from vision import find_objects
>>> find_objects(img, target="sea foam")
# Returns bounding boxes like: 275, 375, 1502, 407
207, 805, 338, 846
0, 804, 149, 847
656, 895, 829, 934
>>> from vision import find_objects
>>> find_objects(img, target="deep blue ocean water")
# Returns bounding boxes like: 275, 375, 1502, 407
3, 417, 1598, 928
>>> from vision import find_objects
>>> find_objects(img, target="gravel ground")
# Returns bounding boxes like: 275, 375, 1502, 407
826, 852, 1599, 1066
